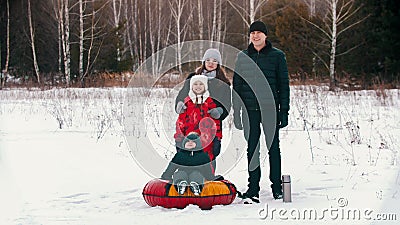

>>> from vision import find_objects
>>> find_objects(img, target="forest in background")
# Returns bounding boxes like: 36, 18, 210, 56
0, 0, 399, 89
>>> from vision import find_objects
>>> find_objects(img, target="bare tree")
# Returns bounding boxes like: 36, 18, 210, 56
52, 0, 71, 86
27, 0, 41, 84
300, 0, 369, 90
196, 0, 205, 55
83, 3, 103, 84
211, 0, 217, 41
112, 0, 122, 63
301, 0, 316, 18
1, 0, 10, 89
155, 0, 165, 73
78, 0, 107, 86
168, 0, 190, 74
79, 0, 84, 79
132, 0, 140, 66
217, 0, 223, 44
51, 0, 63, 74
148, 0, 155, 74
227, 0, 269, 26
64, 0, 71, 86
123, 0, 134, 64
55, 0, 71, 86
147, 0, 168, 75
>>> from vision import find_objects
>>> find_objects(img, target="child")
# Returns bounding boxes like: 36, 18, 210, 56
174, 75, 222, 170
161, 132, 216, 195
175, 49, 231, 163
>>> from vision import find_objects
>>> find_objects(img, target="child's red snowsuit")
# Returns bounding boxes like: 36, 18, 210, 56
174, 96, 222, 161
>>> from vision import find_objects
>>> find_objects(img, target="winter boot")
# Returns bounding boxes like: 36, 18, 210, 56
177, 180, 188, 195
237, 191, 260, 204
189, 181, 202, 196
271, 184, 283, 199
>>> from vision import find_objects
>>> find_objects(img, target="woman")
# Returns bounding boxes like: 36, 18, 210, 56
175, 48, 231, 167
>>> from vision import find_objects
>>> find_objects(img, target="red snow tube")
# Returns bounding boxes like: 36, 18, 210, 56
142, 178, 237, 210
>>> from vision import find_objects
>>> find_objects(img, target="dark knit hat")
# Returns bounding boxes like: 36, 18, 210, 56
249, 21, 268, 35
182, 132, 202, 151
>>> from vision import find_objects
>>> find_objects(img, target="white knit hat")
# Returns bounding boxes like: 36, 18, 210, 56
188, 75, 209, 104
189, 75, 208, 92
202, 48, 222, 65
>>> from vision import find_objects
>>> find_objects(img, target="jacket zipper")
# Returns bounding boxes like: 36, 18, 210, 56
255, 51, 260, 110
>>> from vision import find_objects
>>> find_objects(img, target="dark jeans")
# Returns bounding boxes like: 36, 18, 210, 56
242, 109, 282, 195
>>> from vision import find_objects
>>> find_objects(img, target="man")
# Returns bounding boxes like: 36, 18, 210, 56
233, 21, 290, 203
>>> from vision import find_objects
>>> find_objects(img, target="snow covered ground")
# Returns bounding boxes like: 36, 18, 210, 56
0, 86, 399, 225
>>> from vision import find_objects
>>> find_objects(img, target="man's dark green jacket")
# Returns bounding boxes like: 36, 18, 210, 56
233, 40, 290, 112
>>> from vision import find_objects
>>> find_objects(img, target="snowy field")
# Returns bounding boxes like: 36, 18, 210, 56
0, 86, 399, 225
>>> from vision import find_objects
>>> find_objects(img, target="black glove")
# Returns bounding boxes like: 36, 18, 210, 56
213, 175, 225, 181
208, 107, 223, 119
233, 111, 243, 130
212, 137, 221, 157
278, 111, 288, 128
175, 101, 186, 114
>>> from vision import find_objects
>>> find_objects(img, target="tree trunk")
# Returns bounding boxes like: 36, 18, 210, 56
249, 0, 255, 23
124, 0, 134, 65
83, 2, 96, 86
156, 0, 163, 74
63, 0, 71, 86
197, 0, 204, 54
169, 0, 186, 74
79, 0, 84, 79
148, 0, 156, 75
217, 0, 223, 47
211, 0, 217, 41
1, 0, 10, 89
133, 0, 139, 66
329, 0, 337, 90
112, 0, 122, 63
57, 10, 62, 74
310, 0, 315, 17
28, 0, 41, 84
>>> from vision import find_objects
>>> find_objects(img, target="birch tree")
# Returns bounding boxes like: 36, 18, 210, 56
27, 0, 41, 84
52, 0, 71, 85
168, 0, 190, 74
79, 0, 84, 79
148, 0, 167, 75
51, 0, 63, 74
123, 0, 134, 64
111, 0, 122, 63
197, 0, 204, 40
78, 0, 107, 86
301, 0, 369, 90
64, 0, 71, 86
133, 0, 139, 66
210, 0, 217, 41
55, 0, 71, 86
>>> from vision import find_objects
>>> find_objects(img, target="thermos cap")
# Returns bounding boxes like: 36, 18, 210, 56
282, 175, 291, 182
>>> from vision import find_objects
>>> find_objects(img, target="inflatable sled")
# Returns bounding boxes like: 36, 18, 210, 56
143, 178, 237, 210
